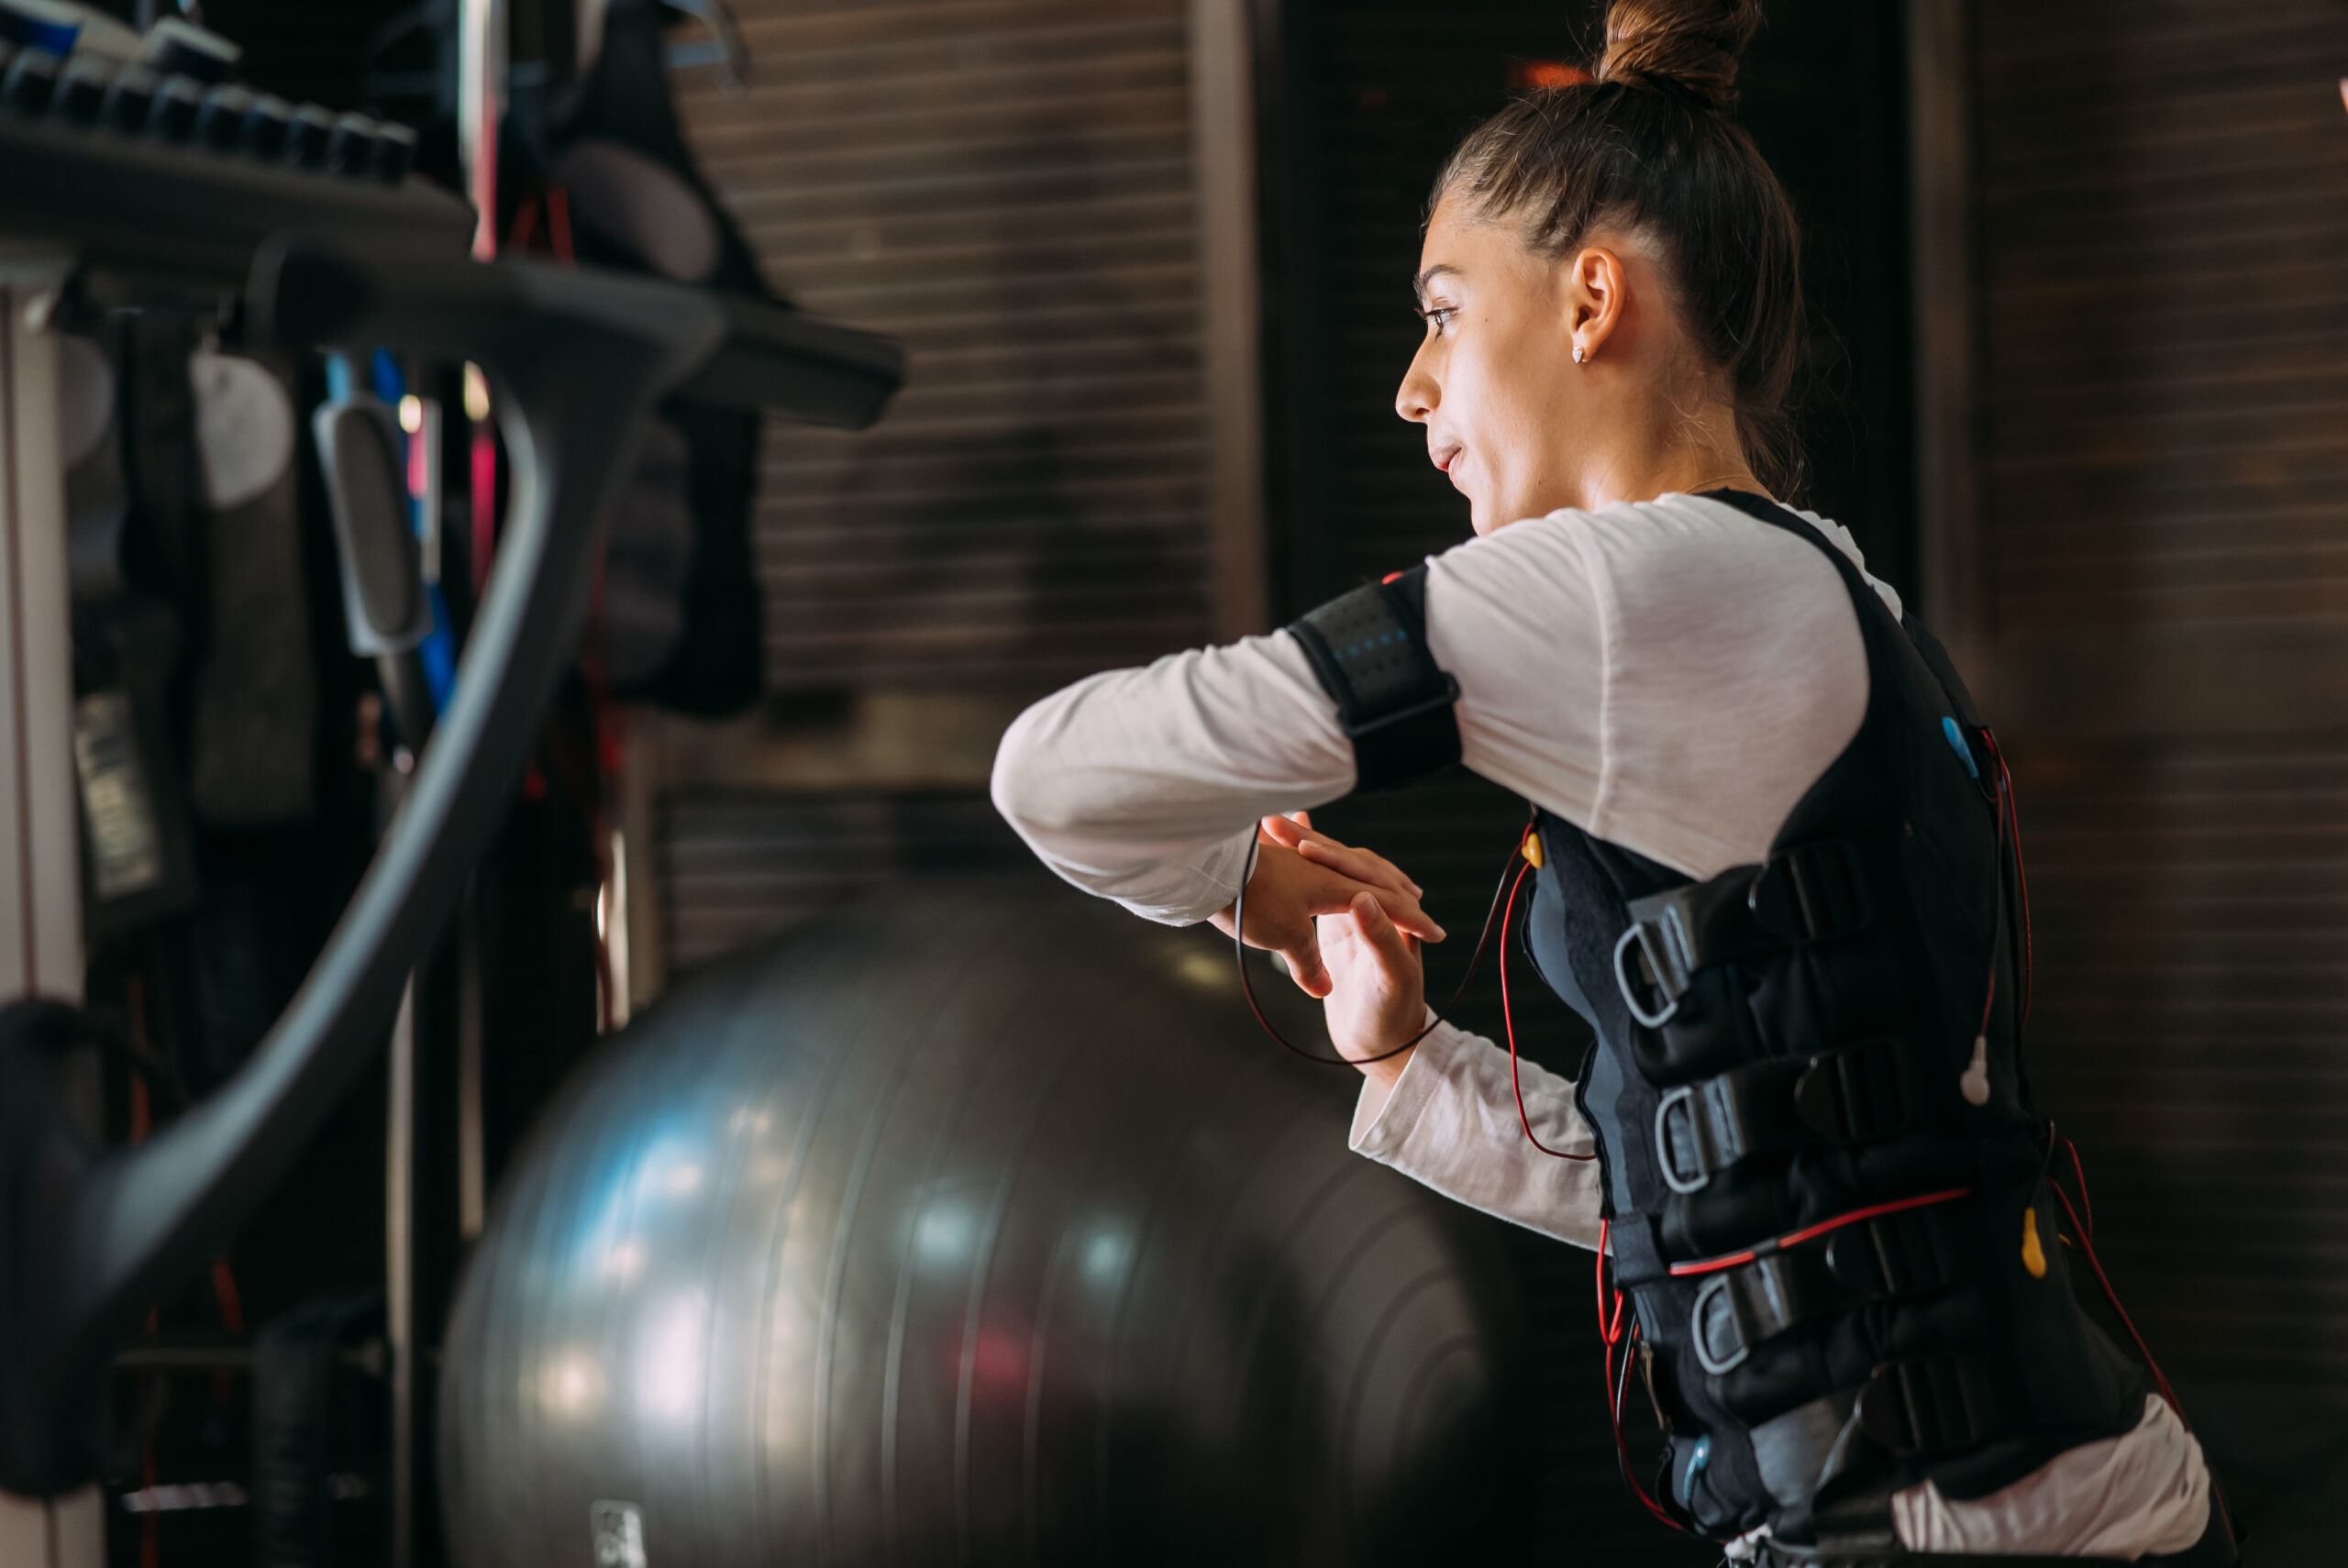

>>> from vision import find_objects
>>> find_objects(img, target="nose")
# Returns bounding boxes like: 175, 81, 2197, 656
1395, 341, 1437, 425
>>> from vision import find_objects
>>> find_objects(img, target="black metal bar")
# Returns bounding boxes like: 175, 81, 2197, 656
0, 218, 899, 1493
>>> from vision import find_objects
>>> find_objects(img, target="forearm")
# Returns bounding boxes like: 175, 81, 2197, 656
990, 635, 1355, 924
1348, 1021, 1602, 1249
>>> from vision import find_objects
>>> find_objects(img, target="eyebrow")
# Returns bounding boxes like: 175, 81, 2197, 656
1412, 264, 1463, 304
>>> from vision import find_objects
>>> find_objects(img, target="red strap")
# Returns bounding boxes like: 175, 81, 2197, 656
1667, 1185, 1975, 1278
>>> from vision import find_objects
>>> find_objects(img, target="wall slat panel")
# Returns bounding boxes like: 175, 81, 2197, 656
674, 0, 1213, 691
1973, 0, 2348, 1415
1977, 2, 2348, 640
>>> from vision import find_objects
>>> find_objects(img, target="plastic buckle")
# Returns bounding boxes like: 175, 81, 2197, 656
1856, 1354, 1997, 1457
1749, 839, 1874, 944
1613, 914, 1689, 1029
1793, 1039, 1918, 1145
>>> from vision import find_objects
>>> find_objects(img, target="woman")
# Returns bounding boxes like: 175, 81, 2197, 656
991, 3, 2226, 1562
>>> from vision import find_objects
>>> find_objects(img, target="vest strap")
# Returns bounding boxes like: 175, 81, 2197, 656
1655, 1037, 1935, 1195
1285, 567, 1461, 794
1690, 1202, 1965, 1374
1614, 836, 1879, 1027
1860, 1353, 2010, 1456
1750, 1353, 2011, 1511
1754, 1546, 2132, 1568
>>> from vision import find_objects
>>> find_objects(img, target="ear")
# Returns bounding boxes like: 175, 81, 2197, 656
1562, 246, 1630, 362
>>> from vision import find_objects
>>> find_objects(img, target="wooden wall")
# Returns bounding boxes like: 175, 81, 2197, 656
674, 0, 1220, 693
1957, 0, 2348, 1541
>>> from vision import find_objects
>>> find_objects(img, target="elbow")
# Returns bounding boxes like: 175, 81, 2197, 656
990, 701, 1068, 840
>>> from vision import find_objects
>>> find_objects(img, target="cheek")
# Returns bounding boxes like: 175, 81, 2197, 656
1452, 341, 1540, 462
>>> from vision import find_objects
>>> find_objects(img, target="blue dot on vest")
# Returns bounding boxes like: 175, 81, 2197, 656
1942, 716, 1980, 781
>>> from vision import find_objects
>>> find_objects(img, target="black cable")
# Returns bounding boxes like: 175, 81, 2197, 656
1233, 814, 1531, 1068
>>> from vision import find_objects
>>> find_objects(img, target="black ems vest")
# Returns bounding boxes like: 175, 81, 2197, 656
1289, 493, 2152, 1557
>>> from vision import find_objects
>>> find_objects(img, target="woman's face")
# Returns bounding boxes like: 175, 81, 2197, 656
1397, 197, 1686, 534
1394, 198, 1589, 535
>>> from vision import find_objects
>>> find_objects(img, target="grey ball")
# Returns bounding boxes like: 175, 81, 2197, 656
437, 877, 1526, 1565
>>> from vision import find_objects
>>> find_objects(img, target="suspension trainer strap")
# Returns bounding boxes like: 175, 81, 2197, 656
1286, 566, 1461, 794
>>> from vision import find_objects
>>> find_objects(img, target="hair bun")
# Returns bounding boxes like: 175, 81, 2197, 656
1596, 0, 1760, 111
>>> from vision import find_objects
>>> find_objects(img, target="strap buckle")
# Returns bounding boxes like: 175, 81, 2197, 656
1652, 1039, 1928, 1195
1857, 1353, 2004, 1457
1612, 837, 1877, 1033
1689, 1202, 1964, 1375
1749, 838, 1875, 944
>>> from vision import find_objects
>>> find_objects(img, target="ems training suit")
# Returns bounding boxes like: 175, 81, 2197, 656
991, 491, 2218, 1562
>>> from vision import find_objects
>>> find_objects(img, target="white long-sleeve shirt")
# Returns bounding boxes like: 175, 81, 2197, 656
991, 492, 2210, 1560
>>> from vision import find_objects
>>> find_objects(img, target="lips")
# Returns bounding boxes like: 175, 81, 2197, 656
1431, 443, 1462, 475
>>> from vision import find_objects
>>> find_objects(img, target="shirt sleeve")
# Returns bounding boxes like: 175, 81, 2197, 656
988, 517, 1613, 924
988, 631, 1357, 923
988, 492, 1867, 922
1347, 1022, 1604, 1249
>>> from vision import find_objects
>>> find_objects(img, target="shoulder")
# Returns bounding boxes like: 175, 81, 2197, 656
1421, 492, 1884, 632
1568, 494, 1876, 872
1569, 492, 1868, 607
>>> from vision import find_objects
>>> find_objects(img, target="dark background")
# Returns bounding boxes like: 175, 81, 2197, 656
97, 0, 2348, 1561
110, 2, 1919, 1562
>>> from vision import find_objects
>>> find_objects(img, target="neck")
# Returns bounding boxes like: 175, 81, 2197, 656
1566, 382, 1766, 513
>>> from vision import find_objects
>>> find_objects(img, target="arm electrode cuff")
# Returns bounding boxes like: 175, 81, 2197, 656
1285, 566, 1462, 794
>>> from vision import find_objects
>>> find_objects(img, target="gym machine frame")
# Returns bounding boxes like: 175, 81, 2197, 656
0, 84, 903, 1525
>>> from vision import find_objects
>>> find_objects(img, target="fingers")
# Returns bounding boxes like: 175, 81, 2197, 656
1348, 891, 1418, 974
1301, 863, 1441, 943
1226, 834, 1436, 981
1283, 933, 1332, 998
1260, 814, 1424, 899
1298, 860, 1443, 943
1294, 835, 1423, 900
1259, 812, 1311, 851
1374, 889, 1444, 944
1289, 857, 1441, 941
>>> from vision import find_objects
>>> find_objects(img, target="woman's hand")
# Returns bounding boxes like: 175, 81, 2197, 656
1210, 813, 1445, 999
1316, 889, 1430, 1088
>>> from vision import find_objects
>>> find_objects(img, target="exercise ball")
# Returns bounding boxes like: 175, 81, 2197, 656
437, 876, 1532, 1565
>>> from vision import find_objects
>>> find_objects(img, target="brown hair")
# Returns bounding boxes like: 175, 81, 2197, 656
1434, 0, 1808, 494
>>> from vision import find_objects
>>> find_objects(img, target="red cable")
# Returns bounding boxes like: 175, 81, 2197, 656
1667, 1186, 1976, 1278
1975, 759, 2006, 1042
209, 1259, 244, 1406
2004, 753, 2034, 1027
548, 184, 576, 266
139, 1438, 159, 1568
1593, 1220, 1687, 1530
1234, 825, 1526, 1068
469, 422, 497, 599
1978, 730, 2034, 1028
2050, 1185, 2184, 1427
1501, 854, 1594, 1160
2063, 1138, 2094, 1241
505, 195, 540, 255
1595, 1219, 1627, 1345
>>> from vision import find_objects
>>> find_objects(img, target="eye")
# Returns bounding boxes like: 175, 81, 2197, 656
1419, 305, 1457, 337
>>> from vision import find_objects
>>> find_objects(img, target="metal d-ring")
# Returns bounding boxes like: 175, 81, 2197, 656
1613, 924, 1679, 1030
1654, 1085, 1711, 1195
1690, 1275, 1750, 1375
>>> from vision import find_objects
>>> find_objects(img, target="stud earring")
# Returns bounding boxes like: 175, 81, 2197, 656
1573, 344, 1587, 364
